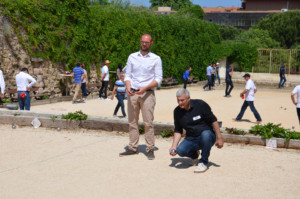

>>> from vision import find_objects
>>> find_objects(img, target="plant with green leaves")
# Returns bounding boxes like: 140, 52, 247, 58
160, 130, 174, 137
61, 110, 88, 121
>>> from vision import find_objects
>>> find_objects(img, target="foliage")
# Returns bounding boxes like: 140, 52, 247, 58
218, 25, 244, 40
255, 11, 300, 49
139, 126, 144, 134
235, 28, 280, 49
176, 5, 204, 20
160, 130, 174, 137
0, 0, 246, 81
150, 0, 192, 11
224, 41, 257, 72
250, 123, 300, 141
51, 115, 58, 121
61, 110, 88, 121
2, 98, 12, 103
226, 128, 246, 135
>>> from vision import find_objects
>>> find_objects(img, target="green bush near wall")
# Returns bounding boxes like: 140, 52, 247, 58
1, 0, 255, 81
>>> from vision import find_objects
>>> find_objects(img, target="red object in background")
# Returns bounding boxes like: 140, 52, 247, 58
20, 93, 26, 98
242, 94, 245, 99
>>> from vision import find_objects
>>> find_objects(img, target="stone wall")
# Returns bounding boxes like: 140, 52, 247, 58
0, 14, 99, 98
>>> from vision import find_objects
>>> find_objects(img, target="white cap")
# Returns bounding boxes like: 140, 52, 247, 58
216, 62, 220, 65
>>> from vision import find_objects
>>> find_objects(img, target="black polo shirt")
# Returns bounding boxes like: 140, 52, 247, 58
174, 99, 217, 138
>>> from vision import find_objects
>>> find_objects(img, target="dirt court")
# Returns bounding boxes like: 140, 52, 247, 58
32, 84, 300, 131
1, 125, 300, 199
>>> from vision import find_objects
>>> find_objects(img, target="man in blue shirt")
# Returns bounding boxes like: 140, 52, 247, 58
183, 66, 191, 89
72, 62, 86, 104
203, 63, 213, 91
278, 63, 286, 88
225, 64, 234, 97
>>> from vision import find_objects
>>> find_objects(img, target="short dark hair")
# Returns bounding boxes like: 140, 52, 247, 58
77, 62, 82, 66
21, 67, 28, 72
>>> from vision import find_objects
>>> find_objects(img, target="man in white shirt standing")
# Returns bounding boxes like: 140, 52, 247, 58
0, 63, 5, 102
119, 34, 163, 160
99, 60, 110, 100
291, 84, 300, 124
15, 68, 36, 110
234, 73, 262, 124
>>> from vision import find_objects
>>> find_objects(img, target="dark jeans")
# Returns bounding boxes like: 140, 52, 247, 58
278, 76, 286, 88
18, 91, 31, 110
216, 73, 220, 85
211, 74, 215, 87
99, 81, 109, 98
297, 108, 300, 124
177, 130, 216, 165
203, 75, 212, 90
81, 82, 87, 97
114, 94, 126, 117
236, 100, 262, 121
183, 79, 188, 89
225, 79, 234, 96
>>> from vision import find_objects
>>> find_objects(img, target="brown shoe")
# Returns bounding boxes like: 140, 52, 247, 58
255, 121, 262, 124
146, 150, 155, 160
119, 149, 138, 157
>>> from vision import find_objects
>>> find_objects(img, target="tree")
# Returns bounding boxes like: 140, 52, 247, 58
218, 25, 244, 40
255, 11, 300, 48
150, 0, 192, 11
235, 28, 280, 49
176, 5, 204, 20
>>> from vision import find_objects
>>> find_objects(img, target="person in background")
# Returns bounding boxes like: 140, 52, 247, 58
111, 74, 126, 118
291, 84, 300, 124
183, 66, 191, 89
119, 34, 163, 160
203, 63, 213, 91
225, 64, 234, 97
215, 63, 221, 86
211, 63, 216, 88
81, 63, 88, 101
278, 63, 286, 88
233, 73, 262, 124
15, 67, 36, 110
116, 63, 124, 80
0, 63, 5, 103
170, 88, 224, 173
99, 60, 110, 100
72, 61, 85, 104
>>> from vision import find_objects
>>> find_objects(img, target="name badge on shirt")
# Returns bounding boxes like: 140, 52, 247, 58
193, 115, 201, 121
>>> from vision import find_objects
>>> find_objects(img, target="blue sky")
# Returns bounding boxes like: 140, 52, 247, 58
130, 0, 242, 8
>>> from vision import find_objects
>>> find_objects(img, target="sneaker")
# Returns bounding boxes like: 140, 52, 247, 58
72, 101, 77, 104
146, 150, 155, 160
190, 150, 200, 166
194, 162, 208, 173
119, 149, 138, 157
113, 114, 117, 117
83, 98, 87, 101
105, 98, 112, 101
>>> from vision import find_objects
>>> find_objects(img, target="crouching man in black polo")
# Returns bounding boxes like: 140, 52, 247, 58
169, 88, 224, 173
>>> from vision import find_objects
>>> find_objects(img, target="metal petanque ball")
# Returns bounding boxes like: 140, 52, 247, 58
57, 127, 61, 131
12, 124, 16, 129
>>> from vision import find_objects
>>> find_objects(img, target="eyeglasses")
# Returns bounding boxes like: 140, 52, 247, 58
140, 41, 151, 45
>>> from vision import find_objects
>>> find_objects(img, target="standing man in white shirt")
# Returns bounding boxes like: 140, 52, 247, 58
15, 68, 36, 110
119, 34, 163, 160
234, 73, 262, 124
291, 84, 300, 124
99, 60, 110, 100
0, 63, 5, 103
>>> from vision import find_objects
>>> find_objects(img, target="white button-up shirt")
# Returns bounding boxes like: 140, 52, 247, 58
125, 51, 162, 89
0, 70, 5, 94
15, 72, 36, 91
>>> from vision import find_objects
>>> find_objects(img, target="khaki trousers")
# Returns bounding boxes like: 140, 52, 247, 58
127, 91, 156, 152
73, 83, 83, 101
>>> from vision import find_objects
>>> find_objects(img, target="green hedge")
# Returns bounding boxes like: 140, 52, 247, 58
0, 0, 239, 81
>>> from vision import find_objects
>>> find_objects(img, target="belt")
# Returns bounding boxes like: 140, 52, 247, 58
18, 91, 29, 92
117, 92, 125, 95
131, 88, 153, 92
